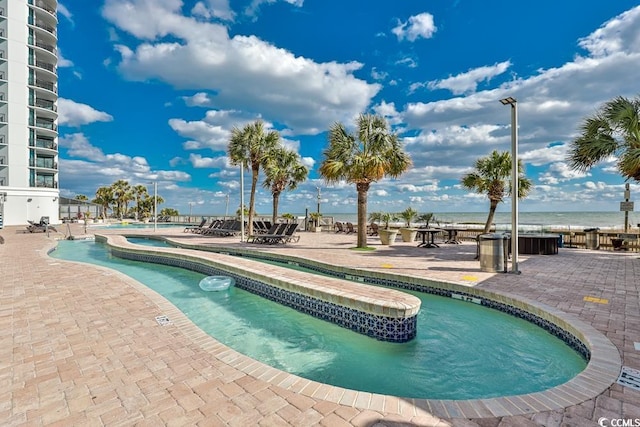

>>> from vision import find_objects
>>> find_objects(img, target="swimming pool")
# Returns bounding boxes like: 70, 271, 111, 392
50, 238, 587, 400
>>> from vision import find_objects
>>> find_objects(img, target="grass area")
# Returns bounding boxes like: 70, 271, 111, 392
349, 246, 376, 251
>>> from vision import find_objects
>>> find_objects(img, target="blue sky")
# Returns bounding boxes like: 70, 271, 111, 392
56, 0, 640, 216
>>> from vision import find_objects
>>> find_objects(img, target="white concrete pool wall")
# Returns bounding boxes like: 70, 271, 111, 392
98, 234, 421, 342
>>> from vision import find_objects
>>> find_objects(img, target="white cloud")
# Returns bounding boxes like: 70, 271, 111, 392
578, 6, 640, 57
392, 12, 437, 42
191, 0, 235, 22
58, 99, 114, 127
58, 3, 73, 24
103, 0, 377, 134
426, 61, 512, 95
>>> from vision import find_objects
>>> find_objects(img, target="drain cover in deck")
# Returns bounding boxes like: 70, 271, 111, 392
155, 315, 172, 326
617, 366, 640, 391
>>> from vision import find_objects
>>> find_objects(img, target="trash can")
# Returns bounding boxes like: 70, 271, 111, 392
584, 228, 600, 250
478, 233, 508, 273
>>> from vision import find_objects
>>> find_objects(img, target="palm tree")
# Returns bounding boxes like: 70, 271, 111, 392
417, 212, 436, 228
75, 194, 88, 201
262, 146, 309, 225
132, 184, 149, 220
320, 114, 412, 248
93, 186, 114, 219
567, 95, 640, 181
228, 120, 281, 236
399, 207, 418, 227
110, 179, 132, 219
461, 150, 532, 233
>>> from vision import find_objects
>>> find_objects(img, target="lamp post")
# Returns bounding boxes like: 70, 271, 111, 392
188, 201, 195, 221
153, 181, 158, 232
316, 186, 321, 215
224, 193, 230, 220
499, 97, 519, 274
240, 162, 245, 242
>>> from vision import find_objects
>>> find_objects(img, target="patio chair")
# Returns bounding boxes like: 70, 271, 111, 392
253, 223, 288, 244
27, 216, 56, 233
268, 223, 299, 244
184, 218, 207, 233
247, 222, 279, 243
196, 219, 221, 234
334, 222, 345, 233
367, 223, 379, 236
345, 222, 356, 234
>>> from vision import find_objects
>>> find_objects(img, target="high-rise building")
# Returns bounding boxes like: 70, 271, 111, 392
0, 0, 58, 228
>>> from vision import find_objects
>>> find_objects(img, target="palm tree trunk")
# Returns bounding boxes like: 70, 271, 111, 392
248, 168, 259, 236
356, 183, 370, 247
272, 193, 280, 226
483, 200, 499, 233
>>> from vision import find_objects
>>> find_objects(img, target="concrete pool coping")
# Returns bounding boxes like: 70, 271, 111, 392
93, 232, 622, 418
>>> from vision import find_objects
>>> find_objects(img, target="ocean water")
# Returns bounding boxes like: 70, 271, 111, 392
320, 211, 640, 231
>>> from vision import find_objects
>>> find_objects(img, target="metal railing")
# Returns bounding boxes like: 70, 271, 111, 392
35, 60, 56, 73
30, 158, 57, 169
34, 119, 57, 131
32, 98, 57, 111
29, 0, 56, 16
31, 138, 57, 150
30, 79, 57, 93
34, 180, 58, 189
29, 18, 56, 36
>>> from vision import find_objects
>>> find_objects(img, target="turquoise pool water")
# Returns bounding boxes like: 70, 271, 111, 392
50, 239, 587, 400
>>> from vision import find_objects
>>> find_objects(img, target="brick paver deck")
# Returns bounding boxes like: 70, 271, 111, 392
1, 223, 639, 426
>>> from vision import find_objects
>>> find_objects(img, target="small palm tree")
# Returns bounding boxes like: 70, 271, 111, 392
567, 95, 640, 181
368, 211, 396, 229
262, 146, 309, 225
461, 150, 532, 233
319, 114, 412, 248
417, 213, 435, 228
399, 207, 418, 227
228, 120, 281, 236
281, 213, 295, 223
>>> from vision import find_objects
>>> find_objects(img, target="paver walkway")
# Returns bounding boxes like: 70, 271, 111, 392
1, 224, 639, 426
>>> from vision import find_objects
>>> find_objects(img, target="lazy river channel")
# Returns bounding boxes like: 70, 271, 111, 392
50, 238, 587, 400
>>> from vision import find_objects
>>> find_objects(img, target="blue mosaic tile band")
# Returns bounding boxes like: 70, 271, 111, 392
111, 248, 417, 343
161, 244, 590, 361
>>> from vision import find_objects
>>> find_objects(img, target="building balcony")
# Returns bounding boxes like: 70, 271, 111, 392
28, 17, 57, 38
30, 158, 57, 169
35, 60, 56, 73
33, 119, 57, 131
34, 180, 58, 189
31, 98, 57, 112
29, 78, 57, 94
31, 138, 57, 151
29, 0, 57, 21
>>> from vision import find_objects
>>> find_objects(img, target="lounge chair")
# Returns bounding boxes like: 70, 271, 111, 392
264, 223, 299, 244
253, 223, 288, 244
184, 218, 207, 233
247, 223, 279, 243
345, 222, 355, 234
196, 220, 221, 234
27, 216, 56, 233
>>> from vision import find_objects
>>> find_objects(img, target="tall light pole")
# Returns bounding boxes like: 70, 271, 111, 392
316, 186, 321, 215
500, 97, 519, 274
225, 193, 230, 220
188, 201, 194, 218
153, 181, 158, 232
240, 162, 245, 242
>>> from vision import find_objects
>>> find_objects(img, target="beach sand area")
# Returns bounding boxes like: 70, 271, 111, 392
1, 222, 639, 426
